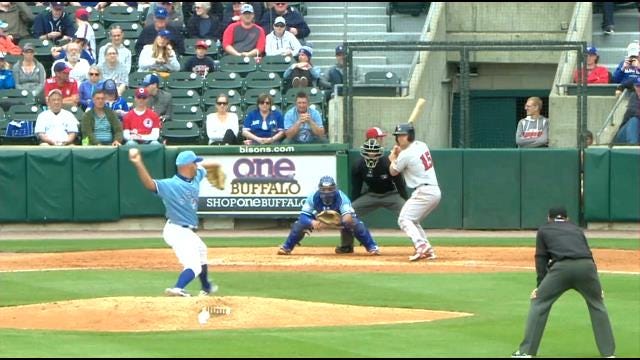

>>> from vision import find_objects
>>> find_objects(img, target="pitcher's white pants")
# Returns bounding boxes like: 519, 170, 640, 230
162, 221, 208, 276
398, 185, 441, 249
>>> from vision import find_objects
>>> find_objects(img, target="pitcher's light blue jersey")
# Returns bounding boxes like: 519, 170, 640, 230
154, 167, 206, 228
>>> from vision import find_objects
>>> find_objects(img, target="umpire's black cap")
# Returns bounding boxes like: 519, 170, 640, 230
548, 206, 568, 219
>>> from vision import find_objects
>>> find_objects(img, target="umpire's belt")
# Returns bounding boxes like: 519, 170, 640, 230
369, 190, 398, 197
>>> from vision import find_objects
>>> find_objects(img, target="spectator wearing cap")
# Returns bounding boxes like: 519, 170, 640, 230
51, 40, 91, 84
44, 62, 79, 106
283, 45, 320, 88
122, 87, 162, 146
13, 42, 46, 98
142, 73, 172, 122
365, 127, 387, 146
144, 2, 184, 30
0, 20, 21, 55
187, 2, 222, 40
81, 89, 123, 146
260, 2, 310, 41
613, 77, 640, 145
137, 31, 180, 75
78, 64, 103, 109
573, 46, 610, 84
35, 89, 79, 146
183, 40, 216, 77
0, 2, 34, 43
0, 51, 14, 89
97, 25, 131, 74
222, 2, 265, 31
265, 16, 300, 57
222, 3, 266, 58
136, 6, 185, 55
87, 79, 129, 116
98, 44, 128, 95
612, 41, 640, 85
32, 2, 76, 44
74, 8, 96, 59
319, 44, 346, 96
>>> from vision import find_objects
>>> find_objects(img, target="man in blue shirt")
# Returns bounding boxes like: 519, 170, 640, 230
129, 148, 220, 297
278, 176, 380, 255
283, 91, 327, 144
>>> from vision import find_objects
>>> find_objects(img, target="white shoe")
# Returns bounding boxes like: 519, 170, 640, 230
165, 287, 191, 297
199, 284, 219, 296
409, 244, 437, 261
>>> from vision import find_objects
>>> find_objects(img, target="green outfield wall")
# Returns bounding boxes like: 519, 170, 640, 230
0, 146, 636, 228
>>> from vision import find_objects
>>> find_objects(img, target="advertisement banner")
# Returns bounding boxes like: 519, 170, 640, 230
198, 154, 337, 215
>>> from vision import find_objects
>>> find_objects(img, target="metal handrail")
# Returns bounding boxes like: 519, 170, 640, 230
406, 2, 436, 90
596, 88, 629, 144
552, 2, 589, 95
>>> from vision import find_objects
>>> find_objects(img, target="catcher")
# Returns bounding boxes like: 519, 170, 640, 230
278, 175, 380, 255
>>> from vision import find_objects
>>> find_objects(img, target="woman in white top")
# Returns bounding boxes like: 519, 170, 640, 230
137, 32, 180, 74
265, 16, 301, 57
98, 45, 129, 95
206, 94, 239, 145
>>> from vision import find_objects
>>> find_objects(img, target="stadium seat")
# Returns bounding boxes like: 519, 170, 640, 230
244, 71, 282, 90
284, 87, 324, 106
67, 6, 101, 22
219, 55, 257, 75
170, 104, 205, 123
27, 5, 48, 19
364, 71, 401, 85
101, 6, 141, 27
243, 88, 283, 109
18, 39, 53, 60
259, 55, 293, 75
202, 88, 242, 108
107, 22, 142, 40
184, 38, 220, 57
129, 72, 165, 89
3, 105, 39, 145
0, 90, 37, 112
167, 88, 202, 107
91, 22, 107, 43
205, 71, 244, 90
166, 72, 205, 92
245, 103, 282, 116
161, 120, 203, 145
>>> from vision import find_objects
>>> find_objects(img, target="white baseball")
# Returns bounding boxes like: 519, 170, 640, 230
129, 148, 139, 157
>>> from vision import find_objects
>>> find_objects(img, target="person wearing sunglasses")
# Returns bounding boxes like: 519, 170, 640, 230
78, 65, 103, 110
265, 16, 300, 57
242, 93, 285, 145
260, 2, 310, 41
206, 94, 240, 145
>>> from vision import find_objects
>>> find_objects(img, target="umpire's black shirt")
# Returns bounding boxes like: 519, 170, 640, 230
352, 156, 408, 200
535, 220, 594, 286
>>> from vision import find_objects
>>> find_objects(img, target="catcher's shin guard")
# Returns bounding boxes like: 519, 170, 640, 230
350, 219, 378, 251
282, 220, 310, 251
339, 228, 355, 248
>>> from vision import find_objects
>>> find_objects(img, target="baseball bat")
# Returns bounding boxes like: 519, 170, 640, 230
407, 98, 426, 124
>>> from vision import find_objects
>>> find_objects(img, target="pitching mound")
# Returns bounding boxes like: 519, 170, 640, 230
0, 296, 472, 332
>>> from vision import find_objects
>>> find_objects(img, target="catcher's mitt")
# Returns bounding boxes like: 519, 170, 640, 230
316, 210, 343, 227
203, 163, 226, 190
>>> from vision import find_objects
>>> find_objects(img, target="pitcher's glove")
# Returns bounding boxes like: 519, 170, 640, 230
202, 163, 226, 190
316, 210, 343, 227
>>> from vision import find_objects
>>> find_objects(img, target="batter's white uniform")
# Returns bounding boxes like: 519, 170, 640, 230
391, 140, 442, 250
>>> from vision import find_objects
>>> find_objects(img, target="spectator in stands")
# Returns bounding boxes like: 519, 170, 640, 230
78, 64, 103, 109
601, 2, 615, 35
187, 2, 222, 40
52, 40, 91, 84
99, 79, 129, 119
613, 77, 640, 144
98, 45, 128, 95
265, 16, 301, 57
81, 89, 123, 146
515, 96, 549, 148
32, 2, 75, 44
51, 36, 96, 65
73, 8, 96, 60
206, 93, 239, 145
0, 20, 21, 55
260, 2, 310, 42
183, 39, 216, 77
144, 2, 184, 30
0, 51, 14, 89
222, 3, 265, 58
283, 45, 320, 88
222, 2, 264, 30
122, 87, 161, 146
98, 25, 131, 73
242, 93, 285, 144
142, 73, 172, 121
137, 31, 180, 75
0, 3, 34, 44
573, 46, 610, 84
44, 62, 79, 106
35, 89, 79, 146
583, 130, 594, 147
283, 91, 327, 144
319, 44, 345, 96
136, 6, 185, 55
612, 41, 640, 85
13, 42, 46, 97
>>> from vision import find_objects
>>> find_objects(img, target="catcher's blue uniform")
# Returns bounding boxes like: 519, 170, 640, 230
280, 188, 379, 253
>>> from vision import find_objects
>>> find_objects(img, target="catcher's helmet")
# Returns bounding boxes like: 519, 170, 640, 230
318, 176, 337, 206
360, 138, 384, 169
392, 123, 415, 142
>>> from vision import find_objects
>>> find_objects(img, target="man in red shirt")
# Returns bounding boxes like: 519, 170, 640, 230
222, 3, 265, 57
122, 87, 162, 146
44, 62, 79, 107
573, 46, 610, 84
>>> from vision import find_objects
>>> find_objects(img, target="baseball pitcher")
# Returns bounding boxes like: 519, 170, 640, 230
278, 175, 380, 255
388, 123, 441, 261
129, 148, 219, 297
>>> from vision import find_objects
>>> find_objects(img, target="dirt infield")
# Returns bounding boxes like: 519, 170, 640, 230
1, 246, 637, 332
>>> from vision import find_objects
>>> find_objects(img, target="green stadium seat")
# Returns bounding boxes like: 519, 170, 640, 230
18, 39, 53, 60
129, 72, 165, 89
202, 88, 242, 109
66, 6, 101, 22
167, 88, 202, 107
101, 6, 141, 27
205, 71, 244, 90
245, 103, 282, 116
91, 22, 107, 43
170, 104, 205, 123
284, 87, 324, 106
219, 55, 257, 75
243, 88, 283, 109
8, 104, 40, 120
161, 120, 203, 145
259, 55, 293, 75
1, 90, 37, 111
184, 38, 220, 57
244, 71, 282, 90
166, 72, 205, 92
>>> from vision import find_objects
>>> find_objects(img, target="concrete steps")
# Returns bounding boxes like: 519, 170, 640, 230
304, 15, 389, 25
306, 5, 388, 15
591, 8, 639, 75
592, 11, 640, 32
307, 32, 421, 41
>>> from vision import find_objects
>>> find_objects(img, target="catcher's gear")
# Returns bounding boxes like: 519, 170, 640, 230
393, 123, 415, 142
202, 163, 226, 190
318, 176, 337, 206
316, 210, 343, 227
360, 138, 384, 170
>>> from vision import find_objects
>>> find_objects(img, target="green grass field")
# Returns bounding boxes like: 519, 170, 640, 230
0, 237, 638, 358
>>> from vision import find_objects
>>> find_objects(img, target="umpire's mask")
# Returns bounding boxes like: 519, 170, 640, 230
360, 138, 384, 170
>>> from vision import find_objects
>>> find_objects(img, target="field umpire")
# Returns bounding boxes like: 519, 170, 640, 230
513, 206, 615, 358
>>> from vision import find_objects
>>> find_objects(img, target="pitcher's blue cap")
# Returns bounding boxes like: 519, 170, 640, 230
155, 7, 168, 19
176, 151, 203, 167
